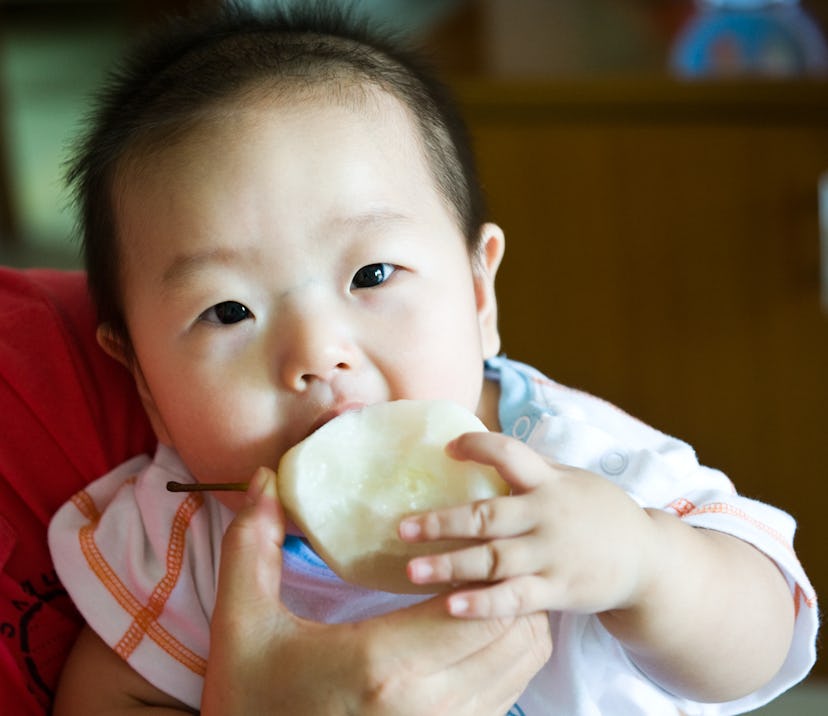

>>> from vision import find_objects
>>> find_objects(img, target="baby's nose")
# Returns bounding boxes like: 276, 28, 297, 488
277, 305, 357, 391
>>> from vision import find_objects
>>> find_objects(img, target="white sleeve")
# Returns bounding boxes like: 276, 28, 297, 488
525, 381, 819, 713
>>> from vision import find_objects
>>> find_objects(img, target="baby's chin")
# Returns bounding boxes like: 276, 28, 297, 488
285, 517, 304, 537
213, 490, 303, 536
214, 491, 247, 515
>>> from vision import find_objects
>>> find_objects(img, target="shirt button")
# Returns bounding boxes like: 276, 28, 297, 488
512, 415, 532, 440
600, 450, 629, 475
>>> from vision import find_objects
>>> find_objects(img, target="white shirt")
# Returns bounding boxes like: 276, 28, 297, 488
49, 356, 818, 714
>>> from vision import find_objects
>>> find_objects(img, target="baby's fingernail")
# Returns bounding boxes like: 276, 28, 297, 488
449, 596, 471, 617
408, 559, 433, 582
448, 596, 470, 616
399, 519, 421, 540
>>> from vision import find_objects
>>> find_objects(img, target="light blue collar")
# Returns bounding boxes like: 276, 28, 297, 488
485, 355, 553, 444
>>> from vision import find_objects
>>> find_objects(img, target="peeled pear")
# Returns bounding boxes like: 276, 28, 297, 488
277, 400, 508, 594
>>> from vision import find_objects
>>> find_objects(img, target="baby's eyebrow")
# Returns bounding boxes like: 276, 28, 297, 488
334, 208, 412, 230
162, 247, 257, 289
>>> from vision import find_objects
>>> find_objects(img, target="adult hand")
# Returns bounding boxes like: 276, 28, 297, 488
201, 468, 552, 716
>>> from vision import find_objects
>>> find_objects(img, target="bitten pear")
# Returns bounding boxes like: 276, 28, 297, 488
277, 400, 509, 593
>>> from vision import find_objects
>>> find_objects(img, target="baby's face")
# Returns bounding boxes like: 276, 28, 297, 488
111, 90, 503, 510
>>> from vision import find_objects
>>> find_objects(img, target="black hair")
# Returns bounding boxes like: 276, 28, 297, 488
67, 0, 486, 342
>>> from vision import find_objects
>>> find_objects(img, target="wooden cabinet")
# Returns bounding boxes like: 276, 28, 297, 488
457, 78, 828, 675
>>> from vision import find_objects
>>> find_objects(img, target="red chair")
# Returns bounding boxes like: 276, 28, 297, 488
0, 267, 155, 715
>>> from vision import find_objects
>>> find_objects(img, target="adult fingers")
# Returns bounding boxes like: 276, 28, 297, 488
348, 606, 551, 716
212, 467, 287, 629
449, 609, 553, 712
205, 468, 299, 713
375, 596, 534, 671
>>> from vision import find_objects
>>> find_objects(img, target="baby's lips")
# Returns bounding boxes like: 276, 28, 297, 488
304, 401, 367, 440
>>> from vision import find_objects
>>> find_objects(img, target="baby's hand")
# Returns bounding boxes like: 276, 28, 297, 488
399, 432, 659, 619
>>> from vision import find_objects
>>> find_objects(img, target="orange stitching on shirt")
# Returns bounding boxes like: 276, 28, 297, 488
665, 498, 696, 517
793, 583, 817, 613
78, 493, 208, 675
113, 493, 205, 669
71, 490, 99, 522
682, 502, 791, 552
682, 503, 817, 610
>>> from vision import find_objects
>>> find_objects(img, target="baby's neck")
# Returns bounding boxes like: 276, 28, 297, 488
477, 378, 502, 433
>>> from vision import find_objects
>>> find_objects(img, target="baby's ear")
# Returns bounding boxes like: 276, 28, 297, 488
96, 323, 172, 445
96, 323, 130, 368
474, 222, 505, 359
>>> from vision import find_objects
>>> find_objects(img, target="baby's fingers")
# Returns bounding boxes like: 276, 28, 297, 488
447, 431, 556, 491
407, 536, 540, 587
446, 576, 556, 619
400, 495, 530, 543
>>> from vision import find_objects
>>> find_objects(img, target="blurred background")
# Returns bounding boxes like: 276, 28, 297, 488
1, 1, 827, 711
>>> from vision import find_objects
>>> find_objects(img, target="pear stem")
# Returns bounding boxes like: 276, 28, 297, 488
166, 481, 250, 493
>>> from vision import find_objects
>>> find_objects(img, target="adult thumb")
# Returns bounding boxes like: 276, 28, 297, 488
205, 469, 292, 714
212, 467, 286, 626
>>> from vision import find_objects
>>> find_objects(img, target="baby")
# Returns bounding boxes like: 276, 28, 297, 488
48, 3, 817, 715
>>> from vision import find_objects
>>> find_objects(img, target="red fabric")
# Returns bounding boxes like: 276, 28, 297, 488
0, 267, 155, 715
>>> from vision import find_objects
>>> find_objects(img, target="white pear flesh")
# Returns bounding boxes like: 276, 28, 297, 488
277, 400, 509, 594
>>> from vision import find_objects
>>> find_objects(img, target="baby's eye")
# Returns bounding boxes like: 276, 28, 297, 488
351, 263, 395, 290
200, 301, 252, 325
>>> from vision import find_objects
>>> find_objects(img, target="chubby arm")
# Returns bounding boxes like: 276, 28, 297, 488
598, 509, 794, 701
401, 432, 795, 703
53, 626, 195, 715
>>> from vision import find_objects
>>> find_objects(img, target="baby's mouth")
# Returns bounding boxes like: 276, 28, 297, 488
286, 403, 368, 537
304, 402, 366, 441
